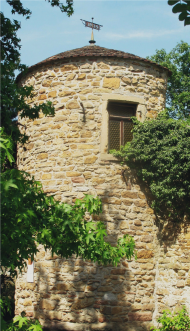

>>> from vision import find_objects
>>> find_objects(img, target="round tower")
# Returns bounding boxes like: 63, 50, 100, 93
16, 45, 188, 331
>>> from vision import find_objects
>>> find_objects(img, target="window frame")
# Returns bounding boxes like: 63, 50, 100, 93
108, 102, 136, 151
100, 94, 146, 161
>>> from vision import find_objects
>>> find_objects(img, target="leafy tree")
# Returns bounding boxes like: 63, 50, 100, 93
111, 112, 190, 222
168, 0, 190, 26
147, 41, 190, 120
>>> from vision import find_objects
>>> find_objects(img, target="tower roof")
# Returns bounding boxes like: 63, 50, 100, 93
17, 45, 171, 81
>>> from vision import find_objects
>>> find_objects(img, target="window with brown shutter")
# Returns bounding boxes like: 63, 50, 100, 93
108, 102, 136, 151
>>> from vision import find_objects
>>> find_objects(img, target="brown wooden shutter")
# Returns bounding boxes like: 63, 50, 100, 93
108, 102, 136, 151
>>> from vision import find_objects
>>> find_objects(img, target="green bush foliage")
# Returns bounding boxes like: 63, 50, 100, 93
111, 112, 190, 221
151, 306, 190, 331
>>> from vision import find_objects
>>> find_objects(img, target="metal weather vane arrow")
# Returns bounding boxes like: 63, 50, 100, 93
80, 17, 103, 44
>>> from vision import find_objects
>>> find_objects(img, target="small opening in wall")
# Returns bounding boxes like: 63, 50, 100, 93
107, 101, 136, 151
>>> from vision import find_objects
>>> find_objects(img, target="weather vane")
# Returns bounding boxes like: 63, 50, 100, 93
80, 17, 103, 44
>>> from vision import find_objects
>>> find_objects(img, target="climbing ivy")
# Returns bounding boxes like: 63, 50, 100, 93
111, 112, 190, 222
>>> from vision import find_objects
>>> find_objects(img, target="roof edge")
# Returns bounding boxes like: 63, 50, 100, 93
16, 46, 172, 83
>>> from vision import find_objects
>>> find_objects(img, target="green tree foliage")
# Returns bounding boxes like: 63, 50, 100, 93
147, 41, 190, 120
168, 0, 190, 26
111, 113, 190, 222
151, 306, 190, 331
1, 131, 135, 275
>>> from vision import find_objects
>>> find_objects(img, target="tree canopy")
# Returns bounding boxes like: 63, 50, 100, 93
147, 41, 190, 120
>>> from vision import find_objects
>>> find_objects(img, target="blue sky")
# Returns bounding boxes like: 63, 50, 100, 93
1, 0, 190, 67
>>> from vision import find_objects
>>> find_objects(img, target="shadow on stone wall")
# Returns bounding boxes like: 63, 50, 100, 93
31, 181, 155, 331
34, 258, 151, 331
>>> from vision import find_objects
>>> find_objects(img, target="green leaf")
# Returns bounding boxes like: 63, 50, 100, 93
184, 16, 190, 25
172, 3, 188, 13
178, 11, 188, 20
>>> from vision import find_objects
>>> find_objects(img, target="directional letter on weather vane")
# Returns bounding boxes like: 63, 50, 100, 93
80, 17, 103, 44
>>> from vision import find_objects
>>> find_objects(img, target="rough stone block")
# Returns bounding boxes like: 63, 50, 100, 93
103, 77, 120, 89
72, 297, 95, 309
66, 101, 80, 109
84, 156, 98, 164
128, 312, 152, 321
39, 299, 57, 310
61, 64, 78, 72
111, 269, 126, 275
48, 91, 57, 98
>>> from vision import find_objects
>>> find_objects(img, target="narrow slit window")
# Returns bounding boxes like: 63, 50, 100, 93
108, 102, 136, 151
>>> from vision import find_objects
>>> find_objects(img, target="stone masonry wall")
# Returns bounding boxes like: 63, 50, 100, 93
16, 57, 190, 331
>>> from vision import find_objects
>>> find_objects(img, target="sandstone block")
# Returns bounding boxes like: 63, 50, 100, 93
23, 299, 32, 306
140, 263, 154, 270
37, 153, 48, 160
156, 288, 169, 295
97, 62, 110, 69
92, 178, 105, 184
83, 101, 94, 108
176, 280, 185, 288
91, 82, 100, 87
61, 64, 78, 72
67, 73, 76, 81
56, 283, 74, 292
71, 177, 85, 183
61, 151, 71, 158
120, 220, 129, 230
72, 297, 94, 310
79, 89, 92, 94
48, 91, 57, 98
38, 94, 47, 100
128, 312, 152, 321
111, 269, 126, 275
109, 198, 121, 205
66, 171, 81, 177
59, 90, 76, 97
134, 200, 147, 208
66, 100, 80, 109
42, 80, 52, 87
53, 172, 66, 179
42, 173, 52, 180
78, 144, 95, 149
141, 235, 153, 243
84, 156, 98, 164
103, 77, 120, 89
122, 199, 133, 206
121, 77, 131, 84
121, 191, 138, 199
186, 278, 190, 286
77, 73, 86, 80
137, 250, 154, 259
39, 299, 57, 310
132, 78, 138, 84
81, 131, 92, 138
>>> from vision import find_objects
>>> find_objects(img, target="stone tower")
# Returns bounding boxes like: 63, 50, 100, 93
16, 45, 190, 331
